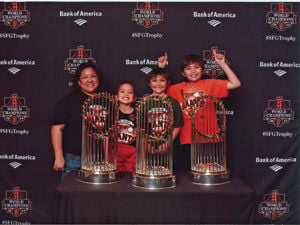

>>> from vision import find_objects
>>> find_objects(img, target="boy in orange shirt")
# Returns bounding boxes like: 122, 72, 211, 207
158, 51, 241, 169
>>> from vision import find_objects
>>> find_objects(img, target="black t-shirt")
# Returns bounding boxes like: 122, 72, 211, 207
50, 89, 89, 155
117, 109, 136, 147
139, 95, 184, 138
166, 96, 184, 128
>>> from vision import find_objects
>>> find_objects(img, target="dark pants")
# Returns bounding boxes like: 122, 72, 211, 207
173, 138, 191, 172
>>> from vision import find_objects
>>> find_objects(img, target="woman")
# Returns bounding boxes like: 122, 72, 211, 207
51, 62, 101, 179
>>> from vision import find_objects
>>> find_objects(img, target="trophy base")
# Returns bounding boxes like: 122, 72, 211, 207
189, 170, 230, 185
132, 174, 176, 189
78, 169, 117, 184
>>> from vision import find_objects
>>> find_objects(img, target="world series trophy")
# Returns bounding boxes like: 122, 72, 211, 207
184, 94, 230, 185
133, 95, 175, 189
78, 92, 119, 184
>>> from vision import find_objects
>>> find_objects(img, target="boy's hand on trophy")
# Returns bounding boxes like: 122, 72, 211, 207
157, 144, 167, 153
147, 143, 157, 154
147, 143, 167, 154
158, 52, 168, 68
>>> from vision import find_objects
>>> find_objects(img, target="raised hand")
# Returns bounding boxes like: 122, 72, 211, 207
158, 52, 168, 68
212, 49, 225, 65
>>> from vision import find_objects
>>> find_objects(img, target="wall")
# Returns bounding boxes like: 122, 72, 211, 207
0, 2, 299, 224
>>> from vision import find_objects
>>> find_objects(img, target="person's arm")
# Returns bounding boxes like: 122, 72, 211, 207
158, 52, 168, 68
172, 127, 181, 141
213, 49, 241, 90
51, 124, 65, 171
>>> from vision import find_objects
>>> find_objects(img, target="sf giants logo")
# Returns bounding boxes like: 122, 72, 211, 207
263, 96, 294, 127
64, 45, 96, 74
2, 187, 32, 217
0, 93, 30, 125
203, 47, 229, 78
118, 119, 136, 144
0, 2, 30, 29
132, 2, 164, 28
266, 2, 297, 31
259, 190, 289, 220
182, 89, 206, 118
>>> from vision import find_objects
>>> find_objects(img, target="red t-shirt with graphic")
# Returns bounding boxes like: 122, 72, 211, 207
167, 79, 228, 144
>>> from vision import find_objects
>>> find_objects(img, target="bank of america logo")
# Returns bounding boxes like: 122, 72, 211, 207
140, 67, 152, 74
8, 67, 21, 75
273, 69, 287, 77
269, 164, 283, 172
74, 18, 87, 26
9, 161, 22, 169
208, 19, 221, 27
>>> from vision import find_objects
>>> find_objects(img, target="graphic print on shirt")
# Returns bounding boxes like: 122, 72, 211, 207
118, 118, 136, 144
181, 86, 206, 118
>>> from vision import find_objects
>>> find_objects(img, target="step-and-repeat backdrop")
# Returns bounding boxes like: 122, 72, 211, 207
0, 2, 299, 224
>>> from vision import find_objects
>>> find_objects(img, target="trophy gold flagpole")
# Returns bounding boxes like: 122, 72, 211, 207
78, 92, 119, 184
133, 95, 175, 189
186, 94, 230, 185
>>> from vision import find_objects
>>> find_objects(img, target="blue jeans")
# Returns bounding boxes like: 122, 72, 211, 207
62, 153, 81, 180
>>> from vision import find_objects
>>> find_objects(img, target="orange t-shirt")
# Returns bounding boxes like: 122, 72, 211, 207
167, 79, 228, 144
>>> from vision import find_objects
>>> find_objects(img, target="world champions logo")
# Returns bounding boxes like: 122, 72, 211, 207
259, 190, 289, 220
64, 45, 96, 74
266, 2, 297, 31
1, 187, 32, 217
0, 2, 30, 29
148, 107, 171, 137
263, 96, 294, 127
0, 93, 30, 125
132, 2, 164, 28
203, 46, 229, 78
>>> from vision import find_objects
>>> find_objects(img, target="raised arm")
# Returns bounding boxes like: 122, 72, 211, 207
213, 49, 241, 90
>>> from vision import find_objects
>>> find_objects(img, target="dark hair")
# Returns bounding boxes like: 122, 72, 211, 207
148, 67, 170, 83
117, 81, 136, 96
179, 54, 205, 72
72, 62, 102, 89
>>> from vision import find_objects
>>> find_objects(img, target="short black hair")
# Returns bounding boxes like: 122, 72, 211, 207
116, 81, 136, 96
180, 54, 205, 72
72, 62, 102, 88
148, 67, 170, 83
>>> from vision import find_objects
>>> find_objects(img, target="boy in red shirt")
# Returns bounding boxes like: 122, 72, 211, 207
158, 51, 241, 169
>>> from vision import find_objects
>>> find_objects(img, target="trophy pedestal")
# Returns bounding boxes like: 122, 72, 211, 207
189, 170, 230, 185
78, 169, 117, 184
132, 174, 176, 189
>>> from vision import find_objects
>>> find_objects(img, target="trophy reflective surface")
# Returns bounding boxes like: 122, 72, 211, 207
185, 94, 229, 185
133, 95, 175, 189
78, 92, 118, 184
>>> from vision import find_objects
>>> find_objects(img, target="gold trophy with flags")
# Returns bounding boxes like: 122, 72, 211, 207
78, 92, 118, 184
133, 95, 175, 189
185, 94, 229, 185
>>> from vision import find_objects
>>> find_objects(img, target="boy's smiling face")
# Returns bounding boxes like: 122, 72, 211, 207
182, 63, 203, 83
149, 74, 169, 96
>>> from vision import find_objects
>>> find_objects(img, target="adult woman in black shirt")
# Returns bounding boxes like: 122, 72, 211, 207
51, 63, 101, 179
